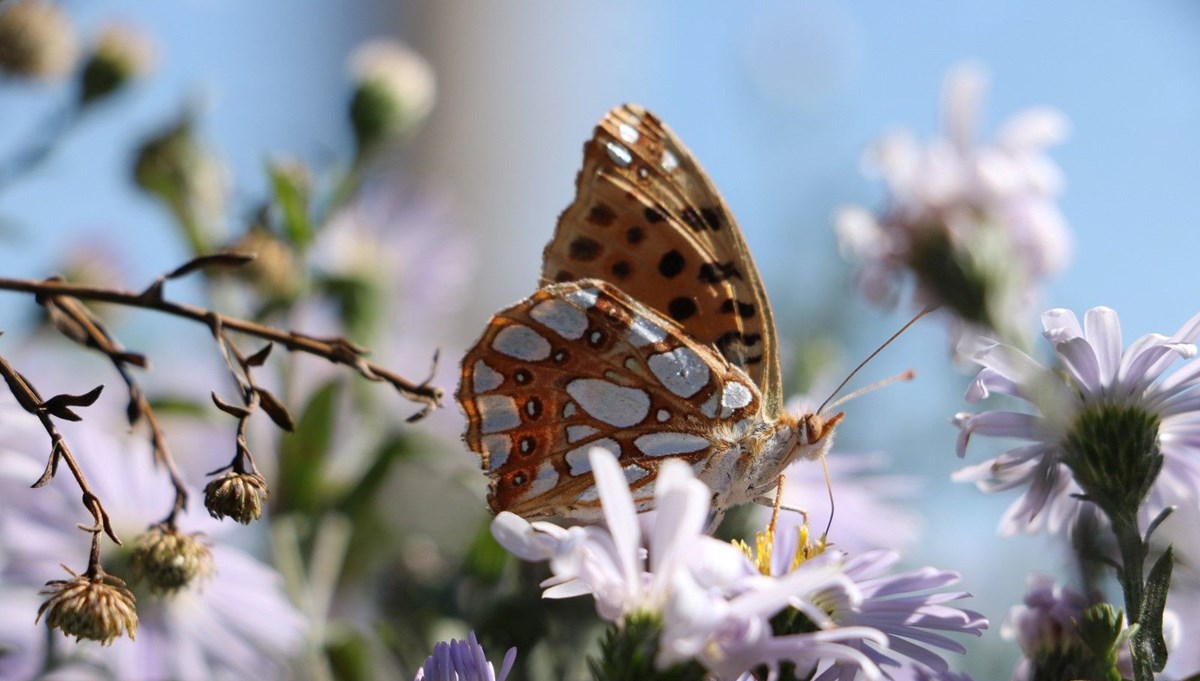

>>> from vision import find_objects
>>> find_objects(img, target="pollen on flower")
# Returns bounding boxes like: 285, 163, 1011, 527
735, 521, 826, 576
37, 568, 138, 645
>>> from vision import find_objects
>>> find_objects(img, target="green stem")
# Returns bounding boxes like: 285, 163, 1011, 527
1112, 512, 1152, 681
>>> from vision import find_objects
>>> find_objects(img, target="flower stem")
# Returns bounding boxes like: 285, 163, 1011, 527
1111, 512, 1153, 681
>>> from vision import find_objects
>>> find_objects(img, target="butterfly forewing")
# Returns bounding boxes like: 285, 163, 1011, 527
457, 280, 763, 518
542, 104, 784, 418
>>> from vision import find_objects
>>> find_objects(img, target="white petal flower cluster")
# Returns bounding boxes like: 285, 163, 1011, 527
836, 63, 1070, 342
494, 448, 985, 680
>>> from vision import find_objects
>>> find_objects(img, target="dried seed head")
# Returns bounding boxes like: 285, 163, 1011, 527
38, 570, 137, 645
0, 0, 77, 80
204, 472, 268, 524
80, 23, 155, 104
130, 527, 214, 594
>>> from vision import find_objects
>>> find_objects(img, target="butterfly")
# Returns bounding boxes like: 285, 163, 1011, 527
457, 104, 842, 522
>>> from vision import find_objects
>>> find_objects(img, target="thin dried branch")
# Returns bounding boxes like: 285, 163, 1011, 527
39, 292, 192, 527
0, 349, 121, 550
0, 259, 443, 418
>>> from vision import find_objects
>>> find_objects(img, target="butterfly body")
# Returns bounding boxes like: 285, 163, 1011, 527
457, 105, 840, 521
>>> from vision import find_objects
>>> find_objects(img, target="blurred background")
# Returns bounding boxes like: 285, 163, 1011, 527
1, 1, 1199, 679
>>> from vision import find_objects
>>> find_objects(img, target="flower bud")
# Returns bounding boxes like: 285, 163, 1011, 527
347, 40, 435, 157
0, 0, 77, 81
80, 23, 155, 105
130, 526, 214, 594
38, 570, 138, 645
133, 114, 229, 253
227, 227, 302, 302
204, 471, 268, 524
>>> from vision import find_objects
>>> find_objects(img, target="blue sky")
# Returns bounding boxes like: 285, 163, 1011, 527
2, 2, 1199, 674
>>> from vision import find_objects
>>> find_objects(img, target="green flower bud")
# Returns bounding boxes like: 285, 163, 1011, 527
347, 40, 435, 157
80, 23, 155, 105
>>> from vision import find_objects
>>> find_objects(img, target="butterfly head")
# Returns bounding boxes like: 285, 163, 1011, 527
794, 409, 844, 462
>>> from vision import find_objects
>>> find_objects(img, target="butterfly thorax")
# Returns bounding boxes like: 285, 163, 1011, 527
697, 412, 797, 509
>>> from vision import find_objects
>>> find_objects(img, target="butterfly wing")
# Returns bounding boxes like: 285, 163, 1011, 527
542, 104, 784, 418
456, 280, 764, 518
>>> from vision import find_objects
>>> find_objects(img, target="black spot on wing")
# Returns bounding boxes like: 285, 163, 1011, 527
569, 237, 603, 261
668, 297, 698, 321
658, 250, 685, 278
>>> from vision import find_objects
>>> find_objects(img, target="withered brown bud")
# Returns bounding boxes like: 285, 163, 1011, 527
37, 569, 137, 645
204, 472, 268, 524
130, 526, 214, 594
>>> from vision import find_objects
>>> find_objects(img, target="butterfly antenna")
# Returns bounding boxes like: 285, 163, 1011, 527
816, 304, 936, 415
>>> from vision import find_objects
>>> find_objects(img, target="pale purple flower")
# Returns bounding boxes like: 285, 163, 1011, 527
0, 403, 306, 681
491, 447, 727, 622
1000, 574, 1090, 679
660, 552, 891, 680
806, 550, 986, 680
493, 448, 962, 681
413, 631, 516, 681
997, 575, 1176, 681
954, 306, 1200, 535
836, 63, 1070, 342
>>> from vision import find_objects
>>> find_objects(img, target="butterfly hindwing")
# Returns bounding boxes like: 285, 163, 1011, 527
542, 104, 784, 418
457, 280, 763, 518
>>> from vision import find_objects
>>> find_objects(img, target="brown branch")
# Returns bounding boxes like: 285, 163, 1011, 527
42, 294, 191, 527
0, 350, 120, 551
0, 269, 443, 419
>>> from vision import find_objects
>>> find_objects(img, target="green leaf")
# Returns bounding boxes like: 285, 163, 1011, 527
268, 159, 313, 249
277, 379, 342, 514
1078, 604, 1125, 681
325, 628, 373, 681
1140, 546, 1174, 672
336, 432, 416, 517
146, 395, 210, 417
317, 274, 382, 342
463, 519, 508, 584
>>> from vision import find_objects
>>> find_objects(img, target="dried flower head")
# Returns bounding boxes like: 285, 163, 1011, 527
204, 471, 268, 524
347, 39, 436, 155
80, 23, 155, 104
0, 0, 78, 80
37, 567, 138, 645
130, 526, 215, 594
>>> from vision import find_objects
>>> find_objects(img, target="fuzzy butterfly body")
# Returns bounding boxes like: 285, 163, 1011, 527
458, 104, 839, 520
